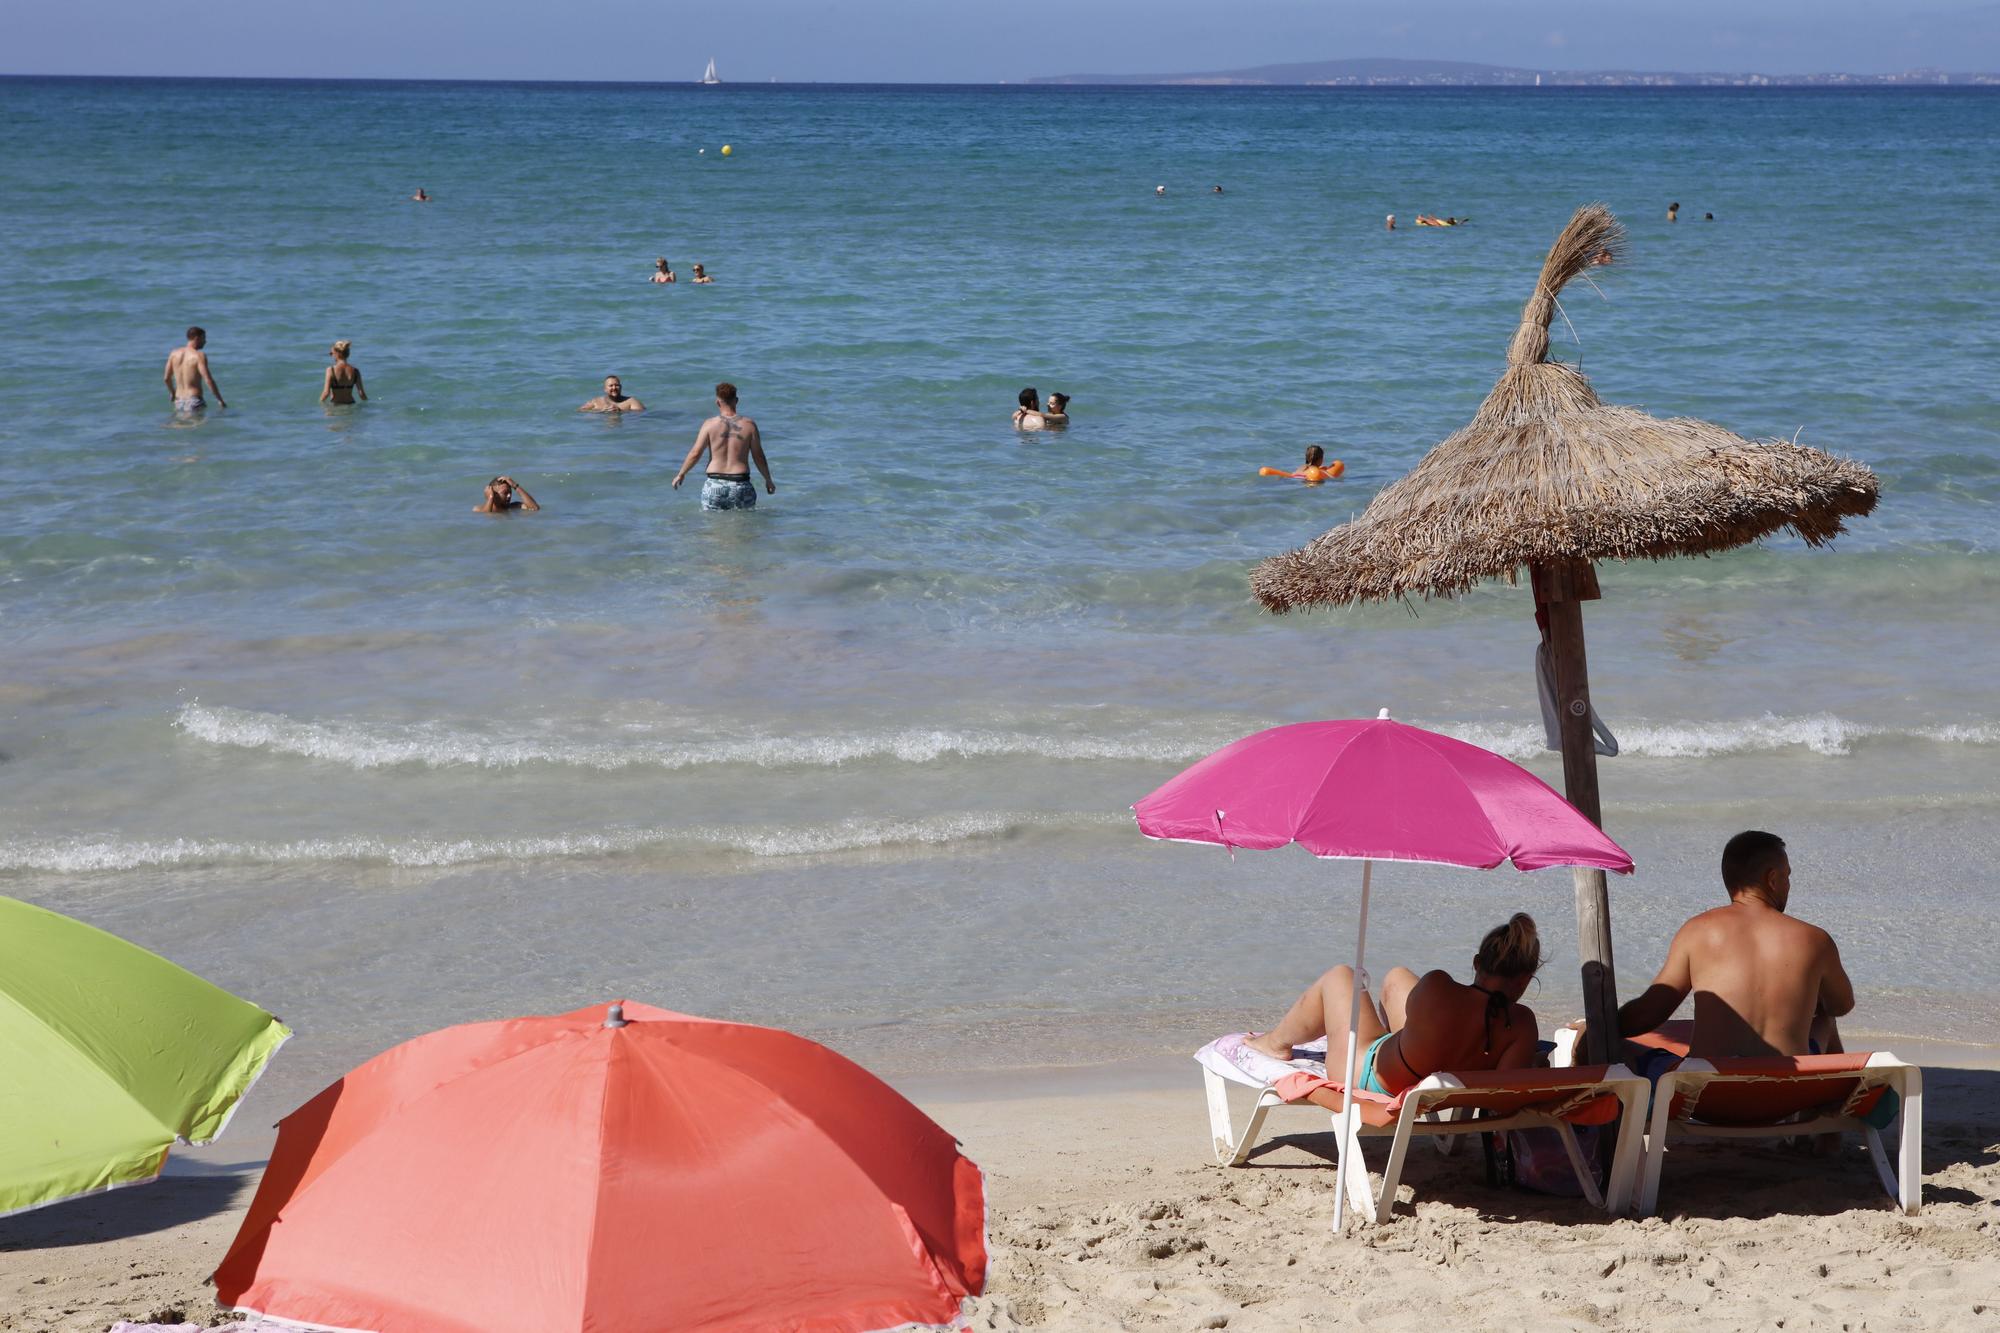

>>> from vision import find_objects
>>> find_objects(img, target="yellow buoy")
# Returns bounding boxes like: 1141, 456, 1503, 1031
720, 144, 733, 157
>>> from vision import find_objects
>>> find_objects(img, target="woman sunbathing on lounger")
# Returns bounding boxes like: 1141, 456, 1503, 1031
1244, 913, 1544, 1101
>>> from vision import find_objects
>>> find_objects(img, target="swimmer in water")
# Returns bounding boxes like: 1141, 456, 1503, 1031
474, 475, 540, 513
580, 375, 645, 413
1212, 185, 1224, 195
412, 188, 430, 203
1261, 446, 1344, 484
691, 263, 714, 284
1668, 201, 1680, 223
1386, 213, 1396, 230
1705, 212, 1714, 221
1041, 392, 1070, 426
1299, 444, 1341, 483
320, 340, 366, 405
1155, 185, 1166, 197
1013, 387, 1045, 430
652, 258, 676, 284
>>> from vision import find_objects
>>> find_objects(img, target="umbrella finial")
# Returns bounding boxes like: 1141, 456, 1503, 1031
603, 1003, 628, 1029
1377, 708, 1391, 720
1506, 203, 1624, 368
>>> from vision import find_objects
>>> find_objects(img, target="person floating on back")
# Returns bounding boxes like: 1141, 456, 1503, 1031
474, 475, 539, 513
1618, 830, 1854, 1065
320, 340, 367, 405
580, 375, 645, 413
672, 381, 773, 510
164, 326, 225, 414
652, 258, 677, 284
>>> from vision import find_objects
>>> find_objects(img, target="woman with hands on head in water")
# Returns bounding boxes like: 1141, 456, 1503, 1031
1244, 914, 1546, 1104
474, 475, 540, 513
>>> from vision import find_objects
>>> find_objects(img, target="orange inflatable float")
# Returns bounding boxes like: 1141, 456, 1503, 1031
1260, 461, 1345, 484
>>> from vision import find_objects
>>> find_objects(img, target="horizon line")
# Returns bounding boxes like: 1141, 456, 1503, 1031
4, 71, 1998, 88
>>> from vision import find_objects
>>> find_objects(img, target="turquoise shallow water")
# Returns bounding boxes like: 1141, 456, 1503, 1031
2, 80, 1997, 1094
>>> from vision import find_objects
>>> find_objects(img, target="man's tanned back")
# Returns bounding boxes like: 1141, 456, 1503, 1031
1655, 901, 1849, 1056
1619, 830, 1854, 1059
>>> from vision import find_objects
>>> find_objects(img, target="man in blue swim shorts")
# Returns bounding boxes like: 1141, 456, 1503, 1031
672, 381, 775, 511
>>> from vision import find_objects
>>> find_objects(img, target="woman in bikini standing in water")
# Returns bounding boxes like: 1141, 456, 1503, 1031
320, 340, 367, 405
1244, 913, 1543, 1098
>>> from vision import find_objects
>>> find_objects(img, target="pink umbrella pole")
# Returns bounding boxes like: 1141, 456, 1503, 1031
1332, 858, 1372, 1231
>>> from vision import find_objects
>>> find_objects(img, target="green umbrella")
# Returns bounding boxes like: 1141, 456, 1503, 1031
0, 896, 289, 1216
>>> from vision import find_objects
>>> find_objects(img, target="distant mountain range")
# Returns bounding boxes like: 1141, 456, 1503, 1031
1027, 57, 1998, 87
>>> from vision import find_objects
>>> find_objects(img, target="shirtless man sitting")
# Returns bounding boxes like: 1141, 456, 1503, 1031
164, 326, 226, 414
1617, 830, 1854, 1062
579, 375, 645, 413
671, 381, 773, 510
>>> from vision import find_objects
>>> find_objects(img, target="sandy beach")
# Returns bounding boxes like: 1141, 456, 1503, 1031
5, 1060, 1996, 1333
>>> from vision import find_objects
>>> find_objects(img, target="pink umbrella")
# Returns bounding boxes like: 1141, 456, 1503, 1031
1133, 710, 1633, 1228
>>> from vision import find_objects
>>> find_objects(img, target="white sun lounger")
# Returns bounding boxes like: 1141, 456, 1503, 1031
1196, 1034, 1649, 1224
1635, 1044, 1923, 1216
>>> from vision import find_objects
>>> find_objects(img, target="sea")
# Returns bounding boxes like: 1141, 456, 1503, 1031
2, 79, 1997, 1123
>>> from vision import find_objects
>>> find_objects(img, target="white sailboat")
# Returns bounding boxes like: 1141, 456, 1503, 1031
701, 58, 720, 86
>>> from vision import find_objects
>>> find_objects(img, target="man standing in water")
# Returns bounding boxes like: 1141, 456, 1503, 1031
163, 326, 226, 414
671, 382, 773, 510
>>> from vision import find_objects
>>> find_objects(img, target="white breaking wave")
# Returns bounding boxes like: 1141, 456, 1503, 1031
173, 702, 2000, 776
1443, 714, 2000, 761
0, 811, 1120, 874
173, 703, 1230, 772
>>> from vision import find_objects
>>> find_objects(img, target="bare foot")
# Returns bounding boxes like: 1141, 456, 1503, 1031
1243, 1032, 1293, 1061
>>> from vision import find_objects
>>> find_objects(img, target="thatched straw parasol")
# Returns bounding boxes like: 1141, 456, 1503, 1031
1253, 204, 1878, 1060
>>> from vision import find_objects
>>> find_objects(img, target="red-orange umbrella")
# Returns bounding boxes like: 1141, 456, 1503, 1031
214, 1001, 986, 1333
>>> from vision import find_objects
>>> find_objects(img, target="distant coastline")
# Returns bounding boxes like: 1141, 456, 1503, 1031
4, 69, 1999, 90
1029, 56, 2000, 87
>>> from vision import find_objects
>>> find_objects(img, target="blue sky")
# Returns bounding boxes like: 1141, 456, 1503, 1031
6, 0, 1997, 82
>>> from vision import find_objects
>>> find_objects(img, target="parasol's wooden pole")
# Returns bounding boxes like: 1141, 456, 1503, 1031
1534, 562, 1620, 1067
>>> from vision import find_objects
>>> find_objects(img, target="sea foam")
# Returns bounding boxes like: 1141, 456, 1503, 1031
0, 811, 1119, 874
174, 702, 2000, 774
1445, 714, 2000, 760
173, 703, 1230, 772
